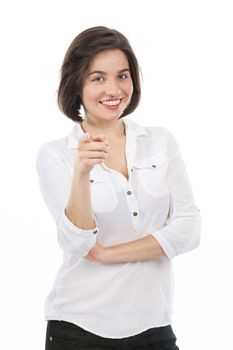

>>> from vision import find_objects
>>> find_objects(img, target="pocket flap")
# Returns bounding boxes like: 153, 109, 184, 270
134, 153, 167, 169
89, 169, 109, 184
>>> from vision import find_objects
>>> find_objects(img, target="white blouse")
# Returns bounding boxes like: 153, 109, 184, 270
36, 117, 201, 338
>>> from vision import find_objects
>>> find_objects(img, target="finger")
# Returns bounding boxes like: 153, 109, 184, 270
82, 132, 92, 142
91, 134, 105, 141
82, 133, 109, 148
84, 255, 93, 261
81, 158, 107, 167
80, 151, 108, 159
92, 135, 109, 145
79, 139, 109, 150
84, 142, 109, 152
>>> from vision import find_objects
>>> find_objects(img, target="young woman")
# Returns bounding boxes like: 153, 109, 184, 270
37, 26, 201, 350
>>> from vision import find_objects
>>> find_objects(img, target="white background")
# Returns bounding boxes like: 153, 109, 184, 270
0, 1, 232, 349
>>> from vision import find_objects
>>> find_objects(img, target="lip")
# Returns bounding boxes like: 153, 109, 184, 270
100, 98, 123, 103
101, 103, 121, 110
99, 98, 123, 110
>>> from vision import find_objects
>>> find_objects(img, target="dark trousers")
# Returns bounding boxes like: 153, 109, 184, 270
45, 320, 179, 349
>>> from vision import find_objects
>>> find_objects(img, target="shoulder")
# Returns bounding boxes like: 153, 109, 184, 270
37, 136, 68, 158
145, 125, 174, 139
36, 136, 71, 177
125, 118, 177, 143
36, 123, 80, 170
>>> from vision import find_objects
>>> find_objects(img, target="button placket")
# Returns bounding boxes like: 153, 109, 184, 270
124, 182, 140, 232
124, 134, 140, 232
131, 204, 140, 231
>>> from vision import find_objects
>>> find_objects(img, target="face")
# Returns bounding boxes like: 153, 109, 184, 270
81, 49, 133, 123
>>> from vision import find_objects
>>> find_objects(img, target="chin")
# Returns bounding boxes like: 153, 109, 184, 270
100, 111, 123, 120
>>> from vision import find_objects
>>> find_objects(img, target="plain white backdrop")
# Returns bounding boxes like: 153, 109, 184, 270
0, 1, 232, 349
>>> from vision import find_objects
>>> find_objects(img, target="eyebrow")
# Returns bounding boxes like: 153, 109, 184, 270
88, 68, 130, 76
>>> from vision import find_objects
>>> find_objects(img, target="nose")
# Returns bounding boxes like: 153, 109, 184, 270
106, 80, 121, 97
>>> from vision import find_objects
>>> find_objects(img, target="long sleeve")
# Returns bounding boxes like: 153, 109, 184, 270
36, 143, 99, 256
151, 131, 201, 259
39, 120, 200, 336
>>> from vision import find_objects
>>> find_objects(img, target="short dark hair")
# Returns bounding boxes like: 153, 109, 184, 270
57, 26, 141, 123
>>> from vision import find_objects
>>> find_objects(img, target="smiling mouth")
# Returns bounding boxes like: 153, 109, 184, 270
100, 98, 123, 106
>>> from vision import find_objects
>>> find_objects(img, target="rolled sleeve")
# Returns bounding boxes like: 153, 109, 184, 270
153, 213, 201, 260
151, 130, 201, 259
36, 143, 99, 257
57, 210, 100, 255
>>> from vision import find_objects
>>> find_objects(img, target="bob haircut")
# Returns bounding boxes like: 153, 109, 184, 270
57, 26, 141, 123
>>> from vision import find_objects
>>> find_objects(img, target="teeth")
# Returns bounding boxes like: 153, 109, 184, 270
101, 99, 121, 106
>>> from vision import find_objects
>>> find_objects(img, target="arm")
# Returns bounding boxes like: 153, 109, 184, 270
151, 130, 201, 259
85, 235, 164, 263
65, 133, 109, 231
36, 143, 99, 257
65, 160, 96, 230
36, 133, 110, 256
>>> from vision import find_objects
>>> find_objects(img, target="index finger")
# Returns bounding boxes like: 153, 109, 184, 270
91, 135, 109, 144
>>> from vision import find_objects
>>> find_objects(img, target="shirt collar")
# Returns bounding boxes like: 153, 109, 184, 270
67, 118, 147, 150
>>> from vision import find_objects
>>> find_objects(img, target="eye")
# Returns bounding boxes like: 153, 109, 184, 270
92, 76, 105, 82
118, 73, 128, 80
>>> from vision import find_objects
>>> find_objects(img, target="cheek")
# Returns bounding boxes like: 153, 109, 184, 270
82, 86, 100, 105
125, 81, 134, 98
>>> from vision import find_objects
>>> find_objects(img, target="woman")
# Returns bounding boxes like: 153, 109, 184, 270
36, 26, 201, 349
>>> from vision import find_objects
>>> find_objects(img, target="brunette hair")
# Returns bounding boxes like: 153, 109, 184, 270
57, 26, 141, 122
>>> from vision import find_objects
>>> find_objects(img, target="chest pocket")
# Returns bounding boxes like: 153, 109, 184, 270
89, 170, 118, 213
133, 153, 169, 198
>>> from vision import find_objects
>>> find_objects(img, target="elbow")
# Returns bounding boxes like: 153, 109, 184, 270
152, 213, 201, 260
171, 213, 201, 258
181, 214, 201, 254
190, 217, 201, 251
56, 210, 98, 256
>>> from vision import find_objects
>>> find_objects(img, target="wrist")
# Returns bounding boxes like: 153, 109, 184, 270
73, 162, 91, 178
102, 247, 112, 263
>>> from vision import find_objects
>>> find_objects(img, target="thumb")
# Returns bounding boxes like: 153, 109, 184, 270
83, 132, 92, 142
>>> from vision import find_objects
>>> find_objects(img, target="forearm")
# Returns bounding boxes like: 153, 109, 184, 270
104, 235, 165, 263
65, 161, 95, 230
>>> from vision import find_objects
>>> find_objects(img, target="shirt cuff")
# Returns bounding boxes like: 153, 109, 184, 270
151, 229, 176, 260
62, 209, 100, 237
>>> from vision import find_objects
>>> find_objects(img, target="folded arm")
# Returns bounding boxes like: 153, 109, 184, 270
85, 235, 165, 263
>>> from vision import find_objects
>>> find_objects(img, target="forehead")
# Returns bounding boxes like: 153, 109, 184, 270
88, 49, 129, 71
